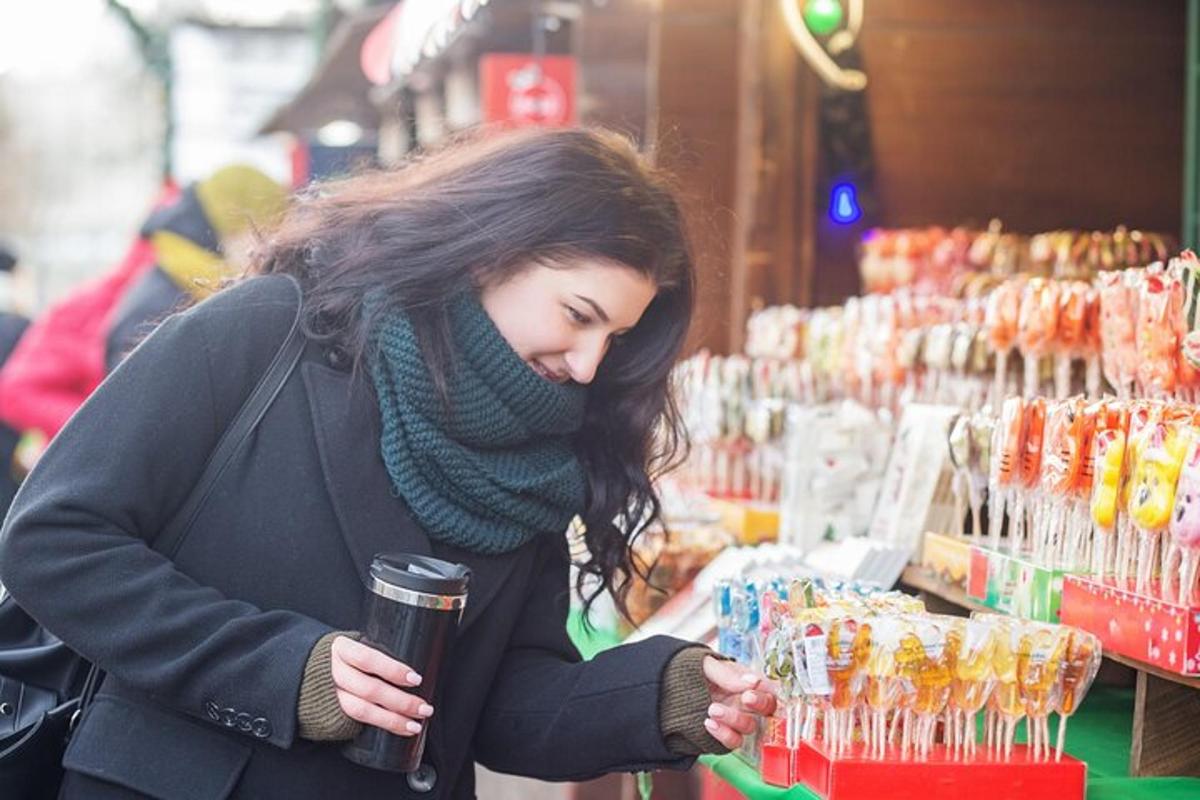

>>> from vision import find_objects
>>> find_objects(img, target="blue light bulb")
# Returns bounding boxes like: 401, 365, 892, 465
830, 183, 862, 224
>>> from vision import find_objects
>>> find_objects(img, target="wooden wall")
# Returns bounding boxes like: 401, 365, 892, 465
582, 0, 1189, 351
815, 0, 1187, 304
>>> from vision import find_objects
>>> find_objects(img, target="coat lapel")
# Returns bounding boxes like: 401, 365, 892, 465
302, 360, 526, 638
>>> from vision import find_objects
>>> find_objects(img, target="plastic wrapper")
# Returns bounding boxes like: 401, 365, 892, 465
1097, 270, 1137, 397
1135, 268, 1179, 398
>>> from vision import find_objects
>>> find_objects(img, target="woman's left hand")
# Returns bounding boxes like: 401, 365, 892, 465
701, 655, 778, 750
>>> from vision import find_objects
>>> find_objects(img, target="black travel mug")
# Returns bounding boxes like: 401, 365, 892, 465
342, 553, 470, 773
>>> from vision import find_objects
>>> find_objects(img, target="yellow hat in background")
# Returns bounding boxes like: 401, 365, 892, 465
194, 165, 289, 241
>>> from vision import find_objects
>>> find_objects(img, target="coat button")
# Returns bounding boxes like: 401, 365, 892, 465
235, 712, 254, 732
204, 701, 221, 721
252, 717, 272, 739
406, 763, 437, 793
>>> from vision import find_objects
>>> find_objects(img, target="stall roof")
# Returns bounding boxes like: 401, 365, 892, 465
259, 4, 389, 136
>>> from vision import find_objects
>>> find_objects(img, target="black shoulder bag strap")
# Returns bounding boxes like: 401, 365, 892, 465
75, 277, 308, 721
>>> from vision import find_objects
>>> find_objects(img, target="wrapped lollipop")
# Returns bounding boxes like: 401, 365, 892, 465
1169, 437, 1200, 605
1017, 278, 1060, 398
1034, 399, 1075, 567
967, 412, 995, 539
864, 620, 903, 758
1054, 628, 1101, 761
1082, 286, 1103, 398
1134, 267, 1179, 399
1128, 421, 1189, 593
948, 618, 996, 759
948, 414, 972, 539
988, 397, 1026, 551
1089, 414, 1128, 577
988, 619, 1025, 760
1178, 252, 1200, 400
910, 618, 953, 760
825, 617, 869, 755
1011, 397, 1047, 556
1017, 622, 1063, 762
1054, 282, 1089, 398
1167, 259, 1200, 403
986, 280, 1022, 406
1097, 270, 1138, 398
1061, 398, 1097, 571
1115, 403, 1159, 583
893, 625, 926, 758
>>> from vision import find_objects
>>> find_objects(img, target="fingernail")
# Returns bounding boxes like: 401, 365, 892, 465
741, 673, 759, 686
743, 691, 757, 705
418, 704, 434, 717
406, 721, 422, 734
708, 704, 724, 719
704, 718, 720, 734
407, 672, 423, 686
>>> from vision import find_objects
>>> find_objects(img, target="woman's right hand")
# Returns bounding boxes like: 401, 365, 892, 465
330, 635, 434, 736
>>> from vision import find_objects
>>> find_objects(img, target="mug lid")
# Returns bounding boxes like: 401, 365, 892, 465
370, 553, 471, 596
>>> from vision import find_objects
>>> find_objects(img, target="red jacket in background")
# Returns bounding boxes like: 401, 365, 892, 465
0, 239, 156, 440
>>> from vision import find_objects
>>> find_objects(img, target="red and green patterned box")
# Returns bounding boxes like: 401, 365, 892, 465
966, 545, 1073, 623
1060, 575, 1200, 676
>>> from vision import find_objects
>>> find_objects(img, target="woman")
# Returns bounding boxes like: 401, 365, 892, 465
0, 128, 775, 799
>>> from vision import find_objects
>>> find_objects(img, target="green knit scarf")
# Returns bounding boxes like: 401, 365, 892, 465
368, 294, 588, 555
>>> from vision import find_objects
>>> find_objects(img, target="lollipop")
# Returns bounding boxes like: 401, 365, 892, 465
893, 626, 926, 758
1017, 623, 1062, 761
1089, 425, 1127, 577
1169, 438, 1200, 604
1134, 267, 1179, 398
905, 617, 953, 760
1054, 628, 1101, 761
1082, 286, 1103, 398
988, 396, 1025, 551
1054, 282, 1088, 398
967, 412, 995, 539
949, 619, 996, 759
1017, 278, 1060, 398
948, 414, 972, 539
1179, 252, 1200, 394
986, 280, 1022, 405
989, 620, 1025, 760
1097, 270, 1137, 398
1128, 421, 1189, 593
1011, 397, 1047, 556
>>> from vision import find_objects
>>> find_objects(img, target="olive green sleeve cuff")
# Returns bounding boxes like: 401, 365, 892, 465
659, 646, 731, 757
297, 631, 363, 742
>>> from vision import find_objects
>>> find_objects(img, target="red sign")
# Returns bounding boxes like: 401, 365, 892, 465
480, 54, 576, 127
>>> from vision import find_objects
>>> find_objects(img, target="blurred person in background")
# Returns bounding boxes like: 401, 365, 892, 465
105, 165, 288, 372
0, 242, 30, 516
0, 166, 286, 473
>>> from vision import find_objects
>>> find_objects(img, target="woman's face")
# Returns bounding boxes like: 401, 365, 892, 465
480, 259, 657, 385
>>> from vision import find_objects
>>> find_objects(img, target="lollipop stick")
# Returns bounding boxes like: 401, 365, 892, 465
1183, 550, 1200, 606
1056, 716, 1068, 761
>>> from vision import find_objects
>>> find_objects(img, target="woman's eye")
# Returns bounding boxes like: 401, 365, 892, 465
566, 306, 590, 324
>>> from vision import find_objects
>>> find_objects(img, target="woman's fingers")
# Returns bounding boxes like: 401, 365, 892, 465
330, 655, 434, 719
332, 636, 423, 687
335, 689, 423, 736
740, 689, 777, 716
708, 703, 756, 735
702, 655, 762, 694
704, 717, 743, 750
329, 636, 435, 736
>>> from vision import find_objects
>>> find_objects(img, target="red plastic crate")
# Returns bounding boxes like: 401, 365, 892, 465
791, 740, 1085, 800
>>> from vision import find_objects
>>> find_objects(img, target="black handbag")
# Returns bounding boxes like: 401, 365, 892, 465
0, 278, 306, 799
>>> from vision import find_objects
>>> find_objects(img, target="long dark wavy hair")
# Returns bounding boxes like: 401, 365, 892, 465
252, 127, 695, 622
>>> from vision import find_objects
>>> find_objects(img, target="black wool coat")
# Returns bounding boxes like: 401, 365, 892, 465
0, 275, 697, 799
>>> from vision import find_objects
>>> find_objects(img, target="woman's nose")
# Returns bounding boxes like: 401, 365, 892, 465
564, 334, 610, 385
